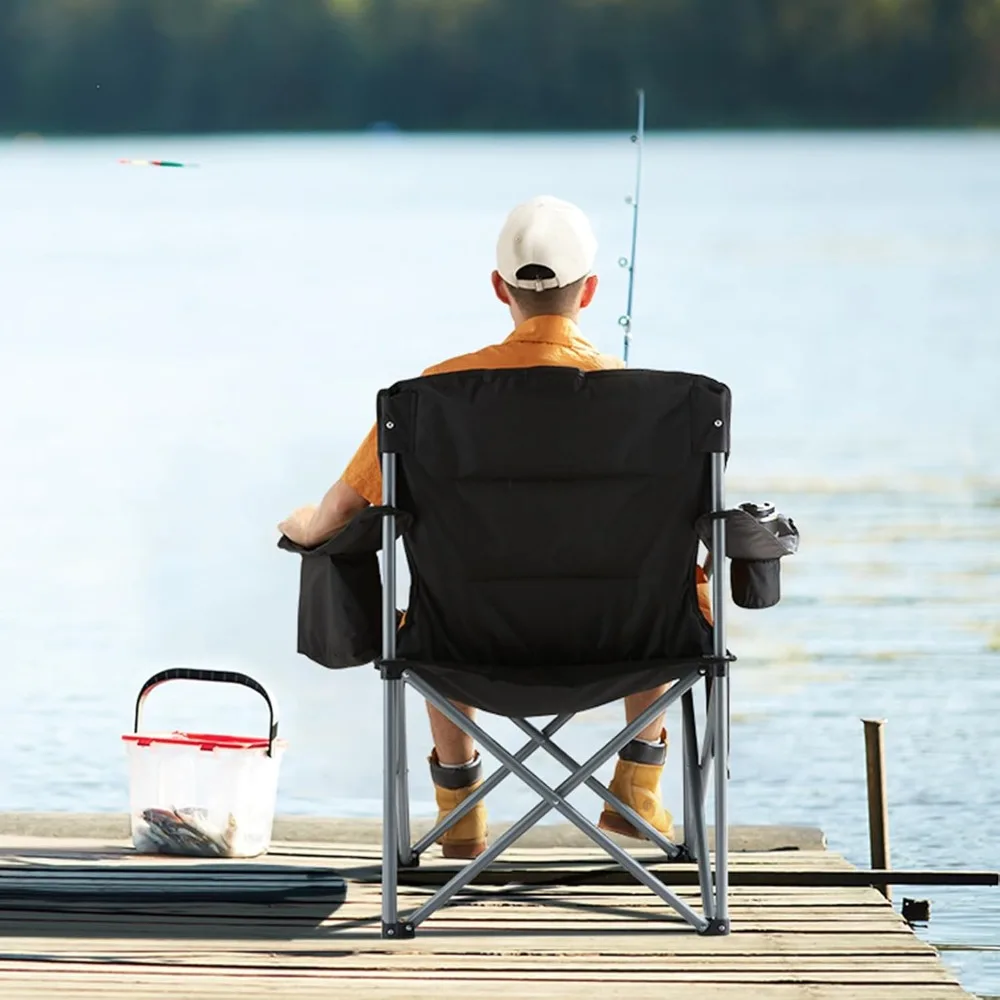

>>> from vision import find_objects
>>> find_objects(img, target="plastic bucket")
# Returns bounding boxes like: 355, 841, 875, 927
122, 668, 286, 858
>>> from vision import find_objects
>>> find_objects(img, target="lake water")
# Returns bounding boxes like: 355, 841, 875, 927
1, 132, 998, 994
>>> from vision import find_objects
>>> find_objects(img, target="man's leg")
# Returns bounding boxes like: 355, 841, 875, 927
598, 684, 674, 841
426, 700, 476, 765
426, 699, 488, 859
624, 684, 669, 741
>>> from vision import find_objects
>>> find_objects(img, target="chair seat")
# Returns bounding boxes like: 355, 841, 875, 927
402, 657, 719, 716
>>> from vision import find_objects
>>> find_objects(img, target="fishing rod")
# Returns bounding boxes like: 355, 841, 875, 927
619, 88, 645, 366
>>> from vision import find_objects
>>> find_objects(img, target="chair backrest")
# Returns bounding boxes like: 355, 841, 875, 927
378, 366, 730, 675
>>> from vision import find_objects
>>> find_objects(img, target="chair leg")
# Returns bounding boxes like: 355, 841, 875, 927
699, 708, 716, 809
382, 675, 412, 938
682, 690, 714, 921
712, 666, 730, 933
706, 448, 731, 935
378, 455, 412, 936
681, 694, 694, 858
394, 686, 415, 867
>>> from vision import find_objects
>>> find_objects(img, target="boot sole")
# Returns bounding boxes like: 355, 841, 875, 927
440, 840, 487, 860
598, 810, 675, 843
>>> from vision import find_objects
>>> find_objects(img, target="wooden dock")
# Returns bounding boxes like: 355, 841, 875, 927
0, 832, 976, 999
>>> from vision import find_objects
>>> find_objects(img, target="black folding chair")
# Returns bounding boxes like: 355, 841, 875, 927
373, 366, 733, 938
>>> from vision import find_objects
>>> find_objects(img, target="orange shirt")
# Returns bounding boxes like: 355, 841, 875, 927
340, 314, 712, 623
341, 315, 623, 505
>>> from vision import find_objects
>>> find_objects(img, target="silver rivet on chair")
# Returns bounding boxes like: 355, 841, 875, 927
714, 419, 723, 427
386, 421, 395, 429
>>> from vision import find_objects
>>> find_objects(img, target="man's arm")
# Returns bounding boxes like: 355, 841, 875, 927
279, 419, 382, 547
278, 478, 369, 548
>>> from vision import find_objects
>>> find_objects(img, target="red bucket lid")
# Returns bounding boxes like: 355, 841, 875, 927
122, 731, 272, 751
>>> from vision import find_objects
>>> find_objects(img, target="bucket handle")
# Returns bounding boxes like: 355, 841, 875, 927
134, 668, 280, 757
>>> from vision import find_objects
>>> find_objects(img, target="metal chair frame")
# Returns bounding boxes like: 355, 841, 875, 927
376, 449, 731, 940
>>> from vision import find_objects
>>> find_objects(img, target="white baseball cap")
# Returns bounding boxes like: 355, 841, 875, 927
496, 195, 598, 291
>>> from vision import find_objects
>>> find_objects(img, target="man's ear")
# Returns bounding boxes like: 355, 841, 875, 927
491, 270, 512, 305
579, 273, 599, 310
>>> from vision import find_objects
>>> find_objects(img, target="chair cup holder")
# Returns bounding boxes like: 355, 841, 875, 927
696, 505, 799, 612
731, 557, 781, 609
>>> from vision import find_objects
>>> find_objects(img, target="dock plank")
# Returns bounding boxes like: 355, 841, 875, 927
0, 840, 975, 999
0, 970, 975, 1000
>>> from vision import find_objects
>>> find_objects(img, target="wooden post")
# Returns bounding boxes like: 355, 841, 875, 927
863, 718, 891, 901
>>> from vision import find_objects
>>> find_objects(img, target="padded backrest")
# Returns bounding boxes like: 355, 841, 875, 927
378, 367, 730, 671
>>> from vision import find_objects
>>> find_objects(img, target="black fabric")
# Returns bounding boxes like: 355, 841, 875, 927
429, 752, 483, 790
374, 366, 730, 715
730, 558, 781, 609
695, 507, 799, 562
619, 737, 668, 766
409, 659, 707, 718
277, 507, 412, 668
696, 506, 799, 610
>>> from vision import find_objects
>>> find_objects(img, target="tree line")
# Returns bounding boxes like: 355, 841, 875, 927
1, 0, 998, 134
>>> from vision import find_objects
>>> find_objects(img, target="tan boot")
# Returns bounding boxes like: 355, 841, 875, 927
429, 750, 488, 860
597, 730, 675, 841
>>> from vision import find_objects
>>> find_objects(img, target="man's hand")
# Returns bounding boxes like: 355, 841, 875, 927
278, 505, 319, 546
277, 480, 370, 549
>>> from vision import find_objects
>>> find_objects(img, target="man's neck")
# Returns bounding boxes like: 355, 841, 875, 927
514, 312, 580, 326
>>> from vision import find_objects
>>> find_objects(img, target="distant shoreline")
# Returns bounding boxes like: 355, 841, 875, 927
5, 125, 1000, 142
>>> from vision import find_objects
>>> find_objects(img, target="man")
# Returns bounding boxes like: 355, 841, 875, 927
279, 195, 711, 859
